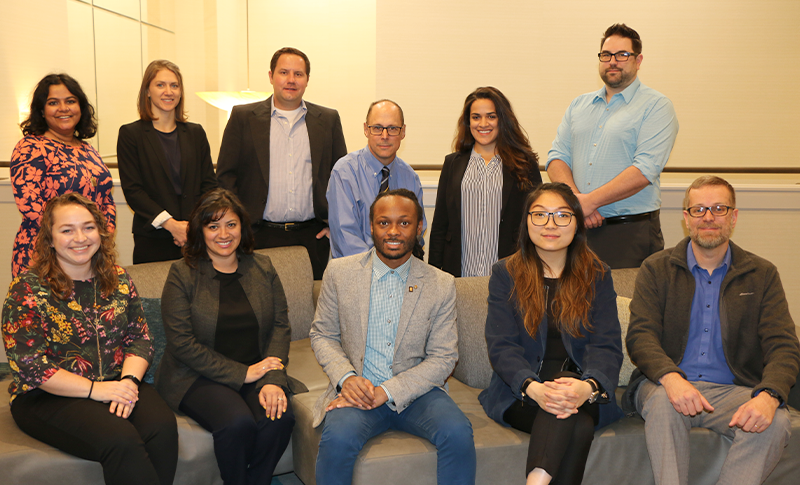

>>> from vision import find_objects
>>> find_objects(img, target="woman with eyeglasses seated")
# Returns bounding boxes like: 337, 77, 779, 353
2, 193, 178, 485
429, 86, 542, 277
155, 188, 306, 485
479, 183, 623, 485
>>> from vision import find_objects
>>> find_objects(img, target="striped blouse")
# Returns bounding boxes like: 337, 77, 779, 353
460, 151, 503, 277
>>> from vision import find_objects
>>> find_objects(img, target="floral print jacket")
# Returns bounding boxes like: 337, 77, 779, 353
10, 135, 117, 277
1, 266, 153, 402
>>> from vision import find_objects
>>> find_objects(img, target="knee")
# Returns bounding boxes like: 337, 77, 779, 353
318, 411, 365, 453
431, 415, 474, 451
638, 385, 677, 420
217, 413, 257, 442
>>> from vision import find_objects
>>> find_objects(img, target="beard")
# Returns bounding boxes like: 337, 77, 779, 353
600, 67, 634, 89
373, 236, 415, 261
689, 220, 734, 250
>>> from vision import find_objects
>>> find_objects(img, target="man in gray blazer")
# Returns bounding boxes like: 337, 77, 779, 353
310, 189, 476, 485
217, 47, 347, 280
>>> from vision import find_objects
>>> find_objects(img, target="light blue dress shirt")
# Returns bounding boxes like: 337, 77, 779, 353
264, 99, 315, 222
327, 146, 426, 258
546, 78, 679, 218
679, 243, 736, 384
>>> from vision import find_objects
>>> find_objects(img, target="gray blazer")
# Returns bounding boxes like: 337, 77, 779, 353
309, 249, 458, 427
155, 253, 307, 412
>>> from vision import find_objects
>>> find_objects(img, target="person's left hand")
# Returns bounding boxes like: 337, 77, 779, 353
316, 227, 330, 239
729, 392, 780, 433
542, 378, 593, 418
108, 378, 139, 419
575, 193, 604, 229
259, 384, 287, 420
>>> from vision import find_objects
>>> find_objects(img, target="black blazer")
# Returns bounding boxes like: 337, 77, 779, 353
216, 96, 348, 225
117, 120, 217, 238
428, 151, 542, 277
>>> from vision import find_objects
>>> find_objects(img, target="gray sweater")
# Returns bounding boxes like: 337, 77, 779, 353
623, 237, 800, 412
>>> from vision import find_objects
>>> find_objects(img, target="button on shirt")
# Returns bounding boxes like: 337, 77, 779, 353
264, 100, 315, 223
546, 78, 679, 218
678, 243, 736, 384
327, 146, 427, 258
460, 150, 502, 277
362, 253, 411, 391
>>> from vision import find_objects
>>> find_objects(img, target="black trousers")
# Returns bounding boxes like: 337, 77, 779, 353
179, 376, 295, 485
11, 383, 178, 485
586, 211, 663, 269
252, 220, 330, 280
133, 234, 184, 264
503, 373, 599, 485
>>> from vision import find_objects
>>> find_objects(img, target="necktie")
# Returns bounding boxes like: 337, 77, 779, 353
380, 167, 390, 193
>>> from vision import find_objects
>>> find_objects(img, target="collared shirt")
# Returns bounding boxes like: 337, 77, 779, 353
264, 99, 314, 222
362, 253, 411, 391
326, 146, 427, 258
460, 150, 502, 277
679, 243, 736, 384
546, 78, 679, 218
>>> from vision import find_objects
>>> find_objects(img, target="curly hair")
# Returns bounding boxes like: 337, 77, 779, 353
20, 73, 97, 140
137, 59, 188, 122
31, 193, 118, 299
505, 183, 605, 338
454, 87, 539, 190
183, 188, 254, 268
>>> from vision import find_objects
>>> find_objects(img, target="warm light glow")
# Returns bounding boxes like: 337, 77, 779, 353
196, 90, 271, 118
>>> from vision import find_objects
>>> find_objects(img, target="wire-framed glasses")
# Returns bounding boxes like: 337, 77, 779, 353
528, 211, 575, 227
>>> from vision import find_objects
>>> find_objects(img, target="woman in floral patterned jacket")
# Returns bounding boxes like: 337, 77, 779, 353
1, 193, 177, 485
10, 73, 116, 277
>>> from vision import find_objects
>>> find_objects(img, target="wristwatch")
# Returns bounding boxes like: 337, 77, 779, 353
756, 388, 783, 406
121, 375, 141, 388
586, 378, 601, 404
520, 378, 536, 398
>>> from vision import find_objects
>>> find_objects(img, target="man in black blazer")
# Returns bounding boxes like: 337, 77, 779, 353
217, 47, 347, 279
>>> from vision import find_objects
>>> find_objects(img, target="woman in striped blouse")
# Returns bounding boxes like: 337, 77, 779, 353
429, 86, 542, 277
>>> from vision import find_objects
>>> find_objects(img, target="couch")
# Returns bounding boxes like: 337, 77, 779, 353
1, 246, 799, 484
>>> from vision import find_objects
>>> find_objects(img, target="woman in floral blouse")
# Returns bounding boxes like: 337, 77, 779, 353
1, 193, 177, 485
10, 73, 116, 277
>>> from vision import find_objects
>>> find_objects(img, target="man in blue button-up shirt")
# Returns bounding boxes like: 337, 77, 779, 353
625, 176, 800, 485
547, 23, 679, 269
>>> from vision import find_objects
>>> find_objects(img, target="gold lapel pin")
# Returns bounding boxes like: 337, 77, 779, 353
408, 285, 417, 292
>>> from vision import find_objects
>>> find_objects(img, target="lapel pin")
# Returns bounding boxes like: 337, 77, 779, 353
408, 285, 417, 292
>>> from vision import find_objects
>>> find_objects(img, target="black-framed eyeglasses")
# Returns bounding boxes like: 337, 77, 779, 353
684, 205, 734, 218
597, 51, 637, 62
367, 125, 403, 136
528, 211, 575, 227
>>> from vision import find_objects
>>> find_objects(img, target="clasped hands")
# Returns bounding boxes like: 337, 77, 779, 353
526, 377, 593, 419
659, 372, 779, 433
326, 376, 388, 412
91, 379, 139, 419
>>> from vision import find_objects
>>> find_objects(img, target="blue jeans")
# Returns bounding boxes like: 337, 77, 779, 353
316, 387, 476, 485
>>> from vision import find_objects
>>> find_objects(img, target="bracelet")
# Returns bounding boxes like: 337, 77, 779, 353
121, 375, 142, 387
88, 380, 94, 399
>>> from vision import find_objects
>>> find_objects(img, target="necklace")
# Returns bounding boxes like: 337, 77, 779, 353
68, 279, 104, 382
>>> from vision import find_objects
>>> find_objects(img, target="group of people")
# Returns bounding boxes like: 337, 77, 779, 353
2, 20, 798, 485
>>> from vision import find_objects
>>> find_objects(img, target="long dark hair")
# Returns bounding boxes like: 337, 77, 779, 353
505, 183, 604, 338
31, 193, 118, 299
20, 73, 98, 140
454, 87, 539, 189
183, 188, 254, 268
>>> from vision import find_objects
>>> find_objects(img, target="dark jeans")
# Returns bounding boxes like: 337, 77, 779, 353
11, 383, 178, 485
253, 220, 330, 280
179, 376, 295, 485
133, 234, 184, 264
587, 210, 663, 269
503, 372, 599, 484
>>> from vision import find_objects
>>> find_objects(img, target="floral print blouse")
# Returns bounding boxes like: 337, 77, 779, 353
10, 135, 117, 277
1, 266, 153, 403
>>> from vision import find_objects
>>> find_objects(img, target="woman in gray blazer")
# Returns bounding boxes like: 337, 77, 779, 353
155, 188, 304, 485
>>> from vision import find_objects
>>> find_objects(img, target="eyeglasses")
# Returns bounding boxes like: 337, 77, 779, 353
528, 211, 575, 227
597, 51, 637, 62
367, 125, 403, 136
684, 205, 734, 218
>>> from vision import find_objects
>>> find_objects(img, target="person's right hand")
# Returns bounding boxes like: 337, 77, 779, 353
245, 357, 284, 384
340, 376, 376, 409
162, 218, 189, 247
91, 380, 139, 407
659, 372, 714, 416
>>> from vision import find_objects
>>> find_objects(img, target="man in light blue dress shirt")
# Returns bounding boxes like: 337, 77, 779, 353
547, 23, 679, 268
327, 100, 426, 258
310, 189, 475, 485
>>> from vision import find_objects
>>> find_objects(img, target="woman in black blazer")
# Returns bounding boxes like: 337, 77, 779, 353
118, 59, 217, 264
155, 188, 305, 485
429, 87, 542, 277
